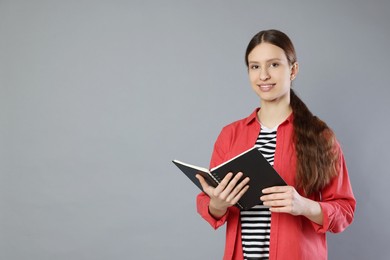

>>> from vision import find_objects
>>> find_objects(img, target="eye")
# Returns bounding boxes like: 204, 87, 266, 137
250, 64, 259, 70
270, 62, 279, 68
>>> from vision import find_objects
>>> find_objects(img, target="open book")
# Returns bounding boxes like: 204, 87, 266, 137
172, 147, 286, 210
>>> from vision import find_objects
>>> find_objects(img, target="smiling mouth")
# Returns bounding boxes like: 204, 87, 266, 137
257, 84, 275, 92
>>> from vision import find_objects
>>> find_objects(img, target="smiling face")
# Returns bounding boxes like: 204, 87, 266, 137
247, 42, 298, 104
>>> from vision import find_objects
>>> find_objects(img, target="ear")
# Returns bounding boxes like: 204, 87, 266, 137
290, 62, 299, 81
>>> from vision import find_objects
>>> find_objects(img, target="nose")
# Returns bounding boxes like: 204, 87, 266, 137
259, 68, 270, 81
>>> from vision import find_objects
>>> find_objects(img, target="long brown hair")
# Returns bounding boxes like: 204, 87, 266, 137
245, 29, 339, 195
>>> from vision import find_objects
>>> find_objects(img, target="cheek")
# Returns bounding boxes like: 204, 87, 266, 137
248, 73, 257, 84
250, 69, 261, 78
276, 71, 292, 85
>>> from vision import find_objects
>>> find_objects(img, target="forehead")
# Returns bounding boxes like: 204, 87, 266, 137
248, 42, 288, 62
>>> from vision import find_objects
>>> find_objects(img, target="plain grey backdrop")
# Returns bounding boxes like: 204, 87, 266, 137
1, 0, 389, 259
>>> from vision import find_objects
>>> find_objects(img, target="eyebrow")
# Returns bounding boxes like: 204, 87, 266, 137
248, 58, 283, 64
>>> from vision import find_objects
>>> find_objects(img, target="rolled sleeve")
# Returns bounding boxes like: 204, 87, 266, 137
311, 147, 356, 233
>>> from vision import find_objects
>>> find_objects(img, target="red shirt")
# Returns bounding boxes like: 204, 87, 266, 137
196, 108, 356, 260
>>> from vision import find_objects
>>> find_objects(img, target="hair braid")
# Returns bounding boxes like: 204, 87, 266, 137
290, 89, 339, 195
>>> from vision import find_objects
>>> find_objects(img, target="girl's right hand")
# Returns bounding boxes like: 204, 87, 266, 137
196, 172, 250, 218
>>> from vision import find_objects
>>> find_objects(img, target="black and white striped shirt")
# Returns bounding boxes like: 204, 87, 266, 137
241, 125, 277, 260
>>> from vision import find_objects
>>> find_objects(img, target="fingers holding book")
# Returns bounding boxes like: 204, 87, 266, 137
196, 172, 250, 218
217, 172, 250, 205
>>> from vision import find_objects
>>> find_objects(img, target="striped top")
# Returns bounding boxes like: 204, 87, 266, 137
240, 125, 277, 260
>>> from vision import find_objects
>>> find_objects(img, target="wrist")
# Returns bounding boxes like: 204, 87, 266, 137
302, 198, 323, 225
208, 201, 228, 219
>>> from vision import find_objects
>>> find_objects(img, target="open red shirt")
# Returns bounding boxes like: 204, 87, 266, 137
197, 108, 356, 260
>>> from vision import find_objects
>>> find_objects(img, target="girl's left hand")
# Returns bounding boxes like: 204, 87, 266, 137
260, 186, 323, 225
260, 186, 305, 215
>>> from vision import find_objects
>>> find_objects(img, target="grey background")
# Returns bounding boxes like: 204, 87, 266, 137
1, 0, 389, 259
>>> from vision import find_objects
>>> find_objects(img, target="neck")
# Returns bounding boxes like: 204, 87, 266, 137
258, 99, 292, 129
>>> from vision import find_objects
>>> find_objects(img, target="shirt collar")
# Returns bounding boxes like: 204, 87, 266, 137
244, 108, 260, 125
244, 107, 294, 126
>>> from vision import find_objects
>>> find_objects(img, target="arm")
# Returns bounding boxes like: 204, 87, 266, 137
196, 128, 228, 228
261, 185, 324, 225
196, 127, 248, 228
313, 150, 356, 233
261, 145, 356, 232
